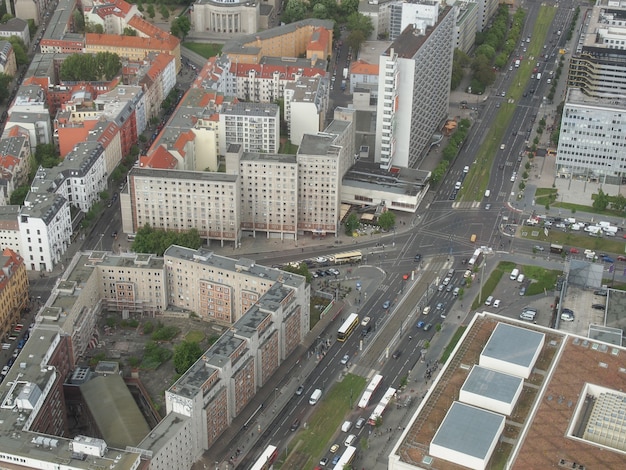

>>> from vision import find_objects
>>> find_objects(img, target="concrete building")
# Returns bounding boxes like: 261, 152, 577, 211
0, 205, 22, 255
454, 0, 479, 54
0, 40, 18, 77
0, 17, 31, 47
388, 0, 440, 41
218, 102, 280, 155
13, 0, 52, 25
284, 76, 329, 146
568, 0, 626, 98
191, 0, 260, 34
0, 133, 31, 205
375, 7, 455, 169
475, 0, 499, 32
0, 248, 28, 342
555, 88, 626, 182
122, 167, 241, 245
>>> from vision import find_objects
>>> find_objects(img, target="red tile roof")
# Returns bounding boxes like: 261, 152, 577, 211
139, 146, 177, 169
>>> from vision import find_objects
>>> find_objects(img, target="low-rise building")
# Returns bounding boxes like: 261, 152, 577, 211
0, 248, 28, 341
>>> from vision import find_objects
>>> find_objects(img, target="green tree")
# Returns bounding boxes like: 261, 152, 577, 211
378, 211, 396, 231
73, 10, 85, 33
346, 12, 373, 38
170, 15, 191, 40
281, 262, 312, 283
34, 143, 61, 168
0, 72, 11, 103
10, 185, 29, 205
281, 0, 307, 24
123, 27, 137, 36
132, 224, 202, 256
0, 13, 13, 23
95, 51, 122, 80
8, 36, 27, 65
146, 4, 155, 19
611, 193, 626, 212
593, 189, 610, 211
345, 213, 359, 235
160, 5, 170, 20
173, 341, 203, 374
340, 0, 359, 15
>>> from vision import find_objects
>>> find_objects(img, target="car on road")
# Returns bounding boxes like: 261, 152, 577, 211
320, 457, 329, 466
361, 316, 371, 326
534, 245, 544, 251
422, 306, 431, 315
392, 349, 402, 359
436, 302, 445, 311
618, 255, 626, 261
519, 286, 526, 296
592, 303, 606, 310
602, 255, 615, 263
500, 144, 506, 150
111, 231, 118, 238
330, 444, 340, 454
493, 299, 501, 308
340, 354, 350, 365
437, 284, 445, 292
295, 385, 304, 396
570, 247, 580, 254
382, 300, 391, 309
414, 253, 422, 262
446, 284, 453, 292
485, 203, 491, 210
290, 419, 301, 431
416, 321, 425, 329
315, 257, 327, 263
355, 417, 366, 429
332, 455, 341, 465
423, 323, 433, 331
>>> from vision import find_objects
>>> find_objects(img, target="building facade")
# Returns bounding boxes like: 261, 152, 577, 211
191, 0, 260, 34
218, 102, 280, 155
0, 248, 28, 342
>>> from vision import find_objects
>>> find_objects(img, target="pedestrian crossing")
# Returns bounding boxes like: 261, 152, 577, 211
451, 201, 482, 209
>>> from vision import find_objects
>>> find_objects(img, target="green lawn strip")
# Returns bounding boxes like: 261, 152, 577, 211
182, 42, 223, 58
459, 5, 557, 202
185, 330, 205, 343
440, 326, 467, 364
278, 374, 367, 470
471, 261, 516, 310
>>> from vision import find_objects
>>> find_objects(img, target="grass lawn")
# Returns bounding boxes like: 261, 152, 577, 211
521, 266, 562, 296
277, 374, 367, 470
182, 42, 222, 58
185, 330, 205, 343
279, 139, 299, 155
440, 326, 467, 364
459, 5, 557, 202
471, 261, 516, 310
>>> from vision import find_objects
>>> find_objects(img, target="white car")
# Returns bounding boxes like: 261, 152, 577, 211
361, 316, 371, 326
493, 299, 501, 308
500, 144, 506, 150
340, 354, 350, 365
485, 296, 494, 306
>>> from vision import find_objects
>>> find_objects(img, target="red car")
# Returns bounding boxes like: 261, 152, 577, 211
569, 248, 579, 254
618, 255, 626, 261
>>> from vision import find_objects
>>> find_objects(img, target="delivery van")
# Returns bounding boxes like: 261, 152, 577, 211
342, 421, 353, 432
309, 388, 322, 405
510, 268, 520, 280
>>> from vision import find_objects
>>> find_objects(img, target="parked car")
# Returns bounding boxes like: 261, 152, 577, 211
485, 296, 494, 306
592, 303, 606, 310
569, 247, 580, 254
519, 286, 526, 296
602, 255, 615, 263
493, 299, 501, 308
534, 245, 544, 251
618, 255, 626, 261
414, 254, 422, 262
594, 290, 608, 296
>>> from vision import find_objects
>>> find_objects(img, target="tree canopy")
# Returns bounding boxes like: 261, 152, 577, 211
173, 341, 203, 374
8, 36, 27, 65
378, 211, 396, 231
170, 15, 191, 40
60, 52, 122, 81
131, 225, 203, 256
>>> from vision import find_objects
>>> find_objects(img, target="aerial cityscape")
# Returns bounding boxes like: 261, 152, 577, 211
1, 0, 626, 469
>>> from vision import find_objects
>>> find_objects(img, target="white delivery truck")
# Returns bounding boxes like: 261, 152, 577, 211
515, 59, 520, 68
309, 388, 322, 405
510, 268, 520, 280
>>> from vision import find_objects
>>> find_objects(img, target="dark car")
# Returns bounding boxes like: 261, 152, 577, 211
361, 325, 372, 337
592, 303, 606, 310
392, 349, 402, 359
423, 323, 433, 331
332, 455, 341, 466
295, 385, 304, 396
602, 255, 615, 263
594, 289, 608, 296
290, 419, 301, 431
414, 254, 422, 262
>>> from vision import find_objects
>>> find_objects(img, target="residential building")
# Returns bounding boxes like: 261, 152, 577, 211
122, 167, 241, 245
0, 248, 28, 342
0, 40, 18, 77
221, 19, 333, 65
376, 8, 455, 169
191, 0, 260, 35
284, 76, 329, 146
454, 0, 479, 54
475, 0, 499, 31
237, 147, 299, 239
39, 0, 83, 54
0, 133, 31, 205
84, 0, 139, 35
0, 17, 31, 46
359, 0, 395, 40
13, 0, 53, 26
555, 88, 626, 182
388, 0, 440, 41
218, 102, 280, 155
349, 59, 380, 97
568, 0, 626, 98
0, 205, 22, 255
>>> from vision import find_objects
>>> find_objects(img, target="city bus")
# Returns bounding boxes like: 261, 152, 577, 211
337, 313, 360, 342
249, 445, 278, 470
333, 445, 356, 470
330, 250, 363, 264
550, 244, 564, 254
358, 374, 384, 409
368, 386, 397, 425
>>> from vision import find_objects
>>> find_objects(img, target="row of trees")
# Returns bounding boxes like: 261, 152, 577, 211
430, 119, 472, 185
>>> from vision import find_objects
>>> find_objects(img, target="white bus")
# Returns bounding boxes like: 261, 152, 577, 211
330, 250, 362, 264
333, 446, 356, 470
358, 374, 383, 409
249, 445, 278, 470
337, 313, 359, 342
368, 386, 396, 425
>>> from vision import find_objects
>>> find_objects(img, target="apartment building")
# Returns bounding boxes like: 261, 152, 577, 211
237, 148, 299, 239
39, 0, 82, 54
555, 88, 626, 182
84, 0, 140, 35
568, 0, 626, 98
455, 1, 479, 54
0, 205, 22, 255
284, 76, 329, 146
0, 248, 28, 342
0, 40, 18, 77
218, 102, 280, 155
221, 19, 334, 65
0, 133, 31, 204
376, 7, 455, 169
123, 167, 241, 245
0, 17, 30, 47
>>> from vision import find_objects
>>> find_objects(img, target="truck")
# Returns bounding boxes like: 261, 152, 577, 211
343, 67, 348, 79
341, 80, 346, 91
515, 59, 520, 68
